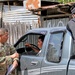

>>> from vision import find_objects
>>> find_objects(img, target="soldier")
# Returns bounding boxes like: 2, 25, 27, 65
67, 7, 75, 42
0, 28, 19, 75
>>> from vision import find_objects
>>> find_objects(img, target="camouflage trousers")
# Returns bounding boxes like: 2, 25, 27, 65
0, 61, 16, 75
0, 58, 19, 75
0, 62, 6, 75
0, 68, 16, 75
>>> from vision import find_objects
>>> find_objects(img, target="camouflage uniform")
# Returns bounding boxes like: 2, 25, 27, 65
0, 42, 16, 75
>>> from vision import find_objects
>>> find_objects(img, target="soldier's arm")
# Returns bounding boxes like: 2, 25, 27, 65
9, 45, 19, 62
9, 52, 19, 58
0, 57, 6, 63
0, 50, 6, 65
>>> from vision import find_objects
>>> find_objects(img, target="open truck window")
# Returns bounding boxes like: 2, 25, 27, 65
15, 33, 45, 56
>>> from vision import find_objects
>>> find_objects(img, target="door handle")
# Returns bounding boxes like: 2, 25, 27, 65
31, 61, 38, 65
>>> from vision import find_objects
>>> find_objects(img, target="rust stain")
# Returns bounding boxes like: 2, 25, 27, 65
26, 0, 40, 9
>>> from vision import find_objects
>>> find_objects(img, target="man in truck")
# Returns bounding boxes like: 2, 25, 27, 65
25, 35, 45, 54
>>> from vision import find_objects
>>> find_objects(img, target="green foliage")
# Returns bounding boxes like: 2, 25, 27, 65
57, 0, 75, 3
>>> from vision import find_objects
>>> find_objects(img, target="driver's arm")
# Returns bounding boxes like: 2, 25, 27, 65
25, 43, 40, 53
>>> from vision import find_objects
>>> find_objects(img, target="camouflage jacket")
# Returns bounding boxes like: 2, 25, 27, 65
0, 42, 16, 72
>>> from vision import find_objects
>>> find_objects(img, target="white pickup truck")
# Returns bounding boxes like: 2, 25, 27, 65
14, 26, 75, 75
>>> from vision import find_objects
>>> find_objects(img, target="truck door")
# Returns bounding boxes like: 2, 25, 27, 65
15, 33, 45, 75
41, 31, 70, 75
20, 55, 43, 75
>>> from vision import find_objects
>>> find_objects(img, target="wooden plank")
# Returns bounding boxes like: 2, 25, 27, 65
0, 3, 3, 27
43, 14, 71, 19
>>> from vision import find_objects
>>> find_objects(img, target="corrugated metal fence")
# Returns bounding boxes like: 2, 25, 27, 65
2, 5, 39, 45
3, 21, 39, 45
42, 17, 69, 27
2, 5, 69, 45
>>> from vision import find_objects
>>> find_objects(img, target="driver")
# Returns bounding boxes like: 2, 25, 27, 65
25, 35, 45, 53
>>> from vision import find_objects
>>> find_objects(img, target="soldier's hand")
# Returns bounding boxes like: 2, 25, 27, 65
6, 56, 12, 62
10, 52, 19, 58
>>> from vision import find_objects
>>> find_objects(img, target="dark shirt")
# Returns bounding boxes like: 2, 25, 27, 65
67, 18, 75, 41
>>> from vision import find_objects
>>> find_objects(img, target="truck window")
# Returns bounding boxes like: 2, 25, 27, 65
46, 32, 64, 63
16, 34, 45, 56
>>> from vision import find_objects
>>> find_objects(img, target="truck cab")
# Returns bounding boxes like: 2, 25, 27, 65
14, 26, 75, 75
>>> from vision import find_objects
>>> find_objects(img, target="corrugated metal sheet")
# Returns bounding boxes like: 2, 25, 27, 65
3, 22, 31, 44
2, 1, 70, 44
3, 5, 39, 23
42, 18, 69, 27
3, 4, 39, 45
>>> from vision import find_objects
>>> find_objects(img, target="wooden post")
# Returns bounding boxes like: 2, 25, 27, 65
7, 1, 11, 11
0, 3, 3, 28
